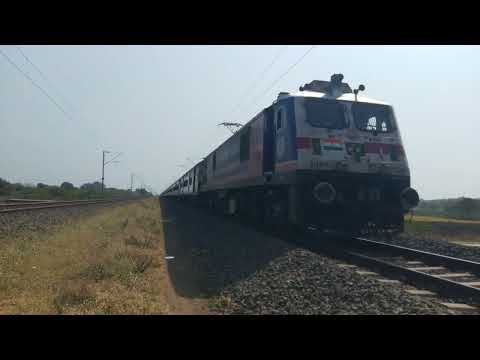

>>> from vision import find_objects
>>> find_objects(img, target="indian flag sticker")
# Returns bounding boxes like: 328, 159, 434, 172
321, 138, 344, 151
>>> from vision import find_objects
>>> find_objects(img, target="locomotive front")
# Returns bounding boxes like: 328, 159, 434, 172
290, 75, 419, 233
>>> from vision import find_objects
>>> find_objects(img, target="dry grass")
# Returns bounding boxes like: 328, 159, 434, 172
406, 214, 480, 224
208, 295, 232, 313
404, 214, 480, 244
0, 198, 171, 314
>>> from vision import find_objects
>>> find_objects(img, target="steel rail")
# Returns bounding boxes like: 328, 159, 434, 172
0, 198, 130, 213
343, 250, 480, 302
4, 198, 57, 203
301, 231, 480, 303
349, 237, 480, 276
0, 199, 119, 210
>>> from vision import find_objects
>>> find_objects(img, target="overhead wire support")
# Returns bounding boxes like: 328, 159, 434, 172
218, 122, 243, 134
101, 150, 122, 193
0, 48, 73, 121
130, 173, 135, 192
104, 152, 123, 166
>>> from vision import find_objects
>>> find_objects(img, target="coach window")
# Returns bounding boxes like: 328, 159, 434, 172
276, 109, 284, 131
240, 126, 250, 162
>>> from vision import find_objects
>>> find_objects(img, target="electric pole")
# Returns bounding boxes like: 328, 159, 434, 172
101, 150, 122, 193
101, 150, 107, 193
130, 173, 134, 192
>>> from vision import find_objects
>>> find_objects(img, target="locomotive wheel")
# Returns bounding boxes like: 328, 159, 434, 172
250, 193, 264, 225
208, 197, 215, 214
236, 193, 248, 220
227, 195, 237, 216
263, 191, 288, 230
263, 198, 274, 228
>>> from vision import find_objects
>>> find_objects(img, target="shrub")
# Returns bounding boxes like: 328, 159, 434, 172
53, 282, 95, 314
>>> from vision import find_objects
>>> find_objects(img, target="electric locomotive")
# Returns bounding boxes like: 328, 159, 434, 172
162, 74, 419, 234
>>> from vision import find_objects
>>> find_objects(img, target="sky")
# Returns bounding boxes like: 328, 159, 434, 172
1, 45, 479, 200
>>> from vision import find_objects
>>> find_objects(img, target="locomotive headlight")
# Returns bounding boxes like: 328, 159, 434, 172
400, 187, 419, 210
313, 182, 337, 204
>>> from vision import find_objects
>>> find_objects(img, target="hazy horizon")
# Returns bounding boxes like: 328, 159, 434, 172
1, 45, 479, 200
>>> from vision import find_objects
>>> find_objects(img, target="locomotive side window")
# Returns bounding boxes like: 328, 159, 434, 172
305, 99, 346, 129
353, 103, 394, 133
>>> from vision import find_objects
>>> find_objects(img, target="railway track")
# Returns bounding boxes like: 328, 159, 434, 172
214, 210, 480, 309
302, 232, 480, 309
199, 207, 480, 310
0, 198, 132, 213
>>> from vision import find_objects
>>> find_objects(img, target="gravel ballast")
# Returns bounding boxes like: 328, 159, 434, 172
378, 234, 480, 264
160, 198, 460, 315
219, 248, 455, 315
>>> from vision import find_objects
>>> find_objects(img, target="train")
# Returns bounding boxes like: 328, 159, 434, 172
161, 74, 419, 234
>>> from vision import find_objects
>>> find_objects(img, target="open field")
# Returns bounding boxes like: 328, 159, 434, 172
404, 214, 480, 245
406, 214, 480, 224
0, 198, 209, 314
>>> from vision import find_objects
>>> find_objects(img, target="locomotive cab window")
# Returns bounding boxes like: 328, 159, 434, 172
353, 103, 394, 133
305, 99, 347, 129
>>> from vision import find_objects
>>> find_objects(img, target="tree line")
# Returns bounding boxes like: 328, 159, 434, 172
415, 197, 480, 220
0, 178, 152, 200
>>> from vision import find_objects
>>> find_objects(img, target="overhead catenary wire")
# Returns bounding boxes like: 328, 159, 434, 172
15, 45, 76, 113
2, 45, 104, 177
2, 46, 146, 194
157, 46, 316, 192
205, 46, 317, 169
0, 48, 73, 121
228, 45, 289, 118
248, 45, 317, 112
216, 46, 288, 137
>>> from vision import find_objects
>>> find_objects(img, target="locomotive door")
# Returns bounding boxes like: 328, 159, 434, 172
192, 166, 196, 193
263, 108, 275, 174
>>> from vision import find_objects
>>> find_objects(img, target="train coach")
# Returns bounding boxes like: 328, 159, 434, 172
161, 74, 419, 234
